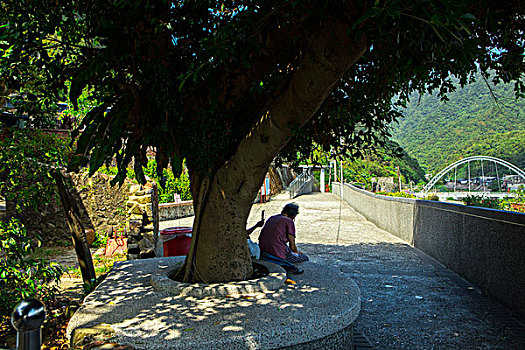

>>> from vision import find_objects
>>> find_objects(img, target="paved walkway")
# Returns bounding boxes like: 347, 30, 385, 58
162, 191, 525, 349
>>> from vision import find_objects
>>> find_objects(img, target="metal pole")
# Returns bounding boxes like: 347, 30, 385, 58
494, 161, 501, 193
397, 166, 402, 192
340, 160, 343, 184
454, 166, 458, 195
328, 162, 332, 192
320, 168, 325, 193
11, 299, 46, 350
340, 160, 344, 201
481, 159, 486, 193
468, 161, 471, 194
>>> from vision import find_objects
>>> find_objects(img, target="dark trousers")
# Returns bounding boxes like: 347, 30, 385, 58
260, 251, 302, 274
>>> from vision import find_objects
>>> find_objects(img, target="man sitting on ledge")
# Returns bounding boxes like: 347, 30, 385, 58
258, 203, 309, 274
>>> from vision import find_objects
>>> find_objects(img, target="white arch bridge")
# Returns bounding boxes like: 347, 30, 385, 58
418, 156, 525, 199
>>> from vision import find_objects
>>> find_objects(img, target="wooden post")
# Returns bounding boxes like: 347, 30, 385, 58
52, 170, 96, 287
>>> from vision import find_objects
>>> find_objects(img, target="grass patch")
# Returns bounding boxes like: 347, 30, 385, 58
63, 253, 127, 279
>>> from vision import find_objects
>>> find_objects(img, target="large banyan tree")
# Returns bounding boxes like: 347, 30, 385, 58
1, 0, 524, 282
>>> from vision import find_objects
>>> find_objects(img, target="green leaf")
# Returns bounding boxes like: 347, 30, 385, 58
460, 13, 476, 22
68, 105, 108, 172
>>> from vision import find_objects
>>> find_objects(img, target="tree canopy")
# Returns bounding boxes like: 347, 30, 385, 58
1, 0, 524, 282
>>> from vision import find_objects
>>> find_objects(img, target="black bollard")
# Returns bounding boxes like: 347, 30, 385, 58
11, 299, 46, 350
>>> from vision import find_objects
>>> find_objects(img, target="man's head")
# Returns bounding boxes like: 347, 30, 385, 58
281, 203, 299, 219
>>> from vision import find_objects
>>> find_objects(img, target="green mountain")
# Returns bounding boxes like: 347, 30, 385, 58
342, 140, 426, 189
391, 74, 525, 175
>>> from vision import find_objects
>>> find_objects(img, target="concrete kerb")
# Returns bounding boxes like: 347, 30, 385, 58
67, 257, 361, 349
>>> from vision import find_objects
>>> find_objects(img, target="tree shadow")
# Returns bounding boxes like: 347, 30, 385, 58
68, 256, 360, 349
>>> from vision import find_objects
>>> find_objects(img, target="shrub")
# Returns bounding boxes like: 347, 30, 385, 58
375, 191, 416, 199
501, 186, 525, 213
0, 129, 72, 212
423, 194, 440, 201
0, 218, 62, 314
462, 195, 501, 209
99, 159, 192, 203
387, 191, 416, 198
91, 230, 108, 248
157, 168, 192, 203
141, 159, 191, 202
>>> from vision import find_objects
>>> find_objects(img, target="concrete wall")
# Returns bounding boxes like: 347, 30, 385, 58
333, 183, 525, 318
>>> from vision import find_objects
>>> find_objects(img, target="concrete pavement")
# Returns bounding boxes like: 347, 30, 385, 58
162, 191, 525, 349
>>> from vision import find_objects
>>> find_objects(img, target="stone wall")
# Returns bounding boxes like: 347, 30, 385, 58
72, 172, 130, 234
333, 182, 525, 318
4, 172, 131, 245
4, 177, 91, 245
4, 164, 291, 246
159, 201, 194, 221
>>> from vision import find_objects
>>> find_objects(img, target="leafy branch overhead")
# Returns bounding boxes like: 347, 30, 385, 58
1, 1, 523, 183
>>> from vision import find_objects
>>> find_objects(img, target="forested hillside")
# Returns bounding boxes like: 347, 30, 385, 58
391, 73, 525, 174
342, 141, 426, 188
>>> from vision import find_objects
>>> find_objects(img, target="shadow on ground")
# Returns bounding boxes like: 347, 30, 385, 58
299, 241, 524, 350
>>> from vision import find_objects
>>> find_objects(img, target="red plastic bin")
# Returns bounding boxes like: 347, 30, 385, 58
160, 227, 192, 257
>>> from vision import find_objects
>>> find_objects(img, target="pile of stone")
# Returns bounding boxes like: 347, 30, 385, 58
126, 184, 154, 223
126, 220, 156, 260
125, 184, 157, 260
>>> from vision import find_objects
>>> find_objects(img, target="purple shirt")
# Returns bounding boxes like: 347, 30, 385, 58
258, 214, 296, 259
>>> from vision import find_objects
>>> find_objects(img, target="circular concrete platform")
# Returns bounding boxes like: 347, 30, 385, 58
67, 257, 361, 349
150, 259, 287, 297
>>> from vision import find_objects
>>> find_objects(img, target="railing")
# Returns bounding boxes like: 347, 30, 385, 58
289, 173, 314, 198
415, 191, 519, 200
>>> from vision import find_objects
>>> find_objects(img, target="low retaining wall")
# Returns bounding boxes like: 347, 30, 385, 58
333, 183, 525, 318
159, 201, 194, 221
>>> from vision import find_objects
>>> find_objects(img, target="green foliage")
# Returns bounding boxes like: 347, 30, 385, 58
1, 0, 524, 281
142, 159, 192, 203
0, 129, 72, 212
99, 159, 192, 203
1, 0, 523, 186
376, 191, 416, 199
462, 195, 501, 209
0, 218, 62, 314
91, 230, 108, 249
58, 82, 98, 129
501, 186, 525, 213
341, 141, 425, 190
392, 72, 525, 174
423, 194, 440, 201
65, 253, 126, 294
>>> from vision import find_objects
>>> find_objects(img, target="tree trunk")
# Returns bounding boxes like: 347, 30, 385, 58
52, 170, 96, 287
182, 21, 367, 283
